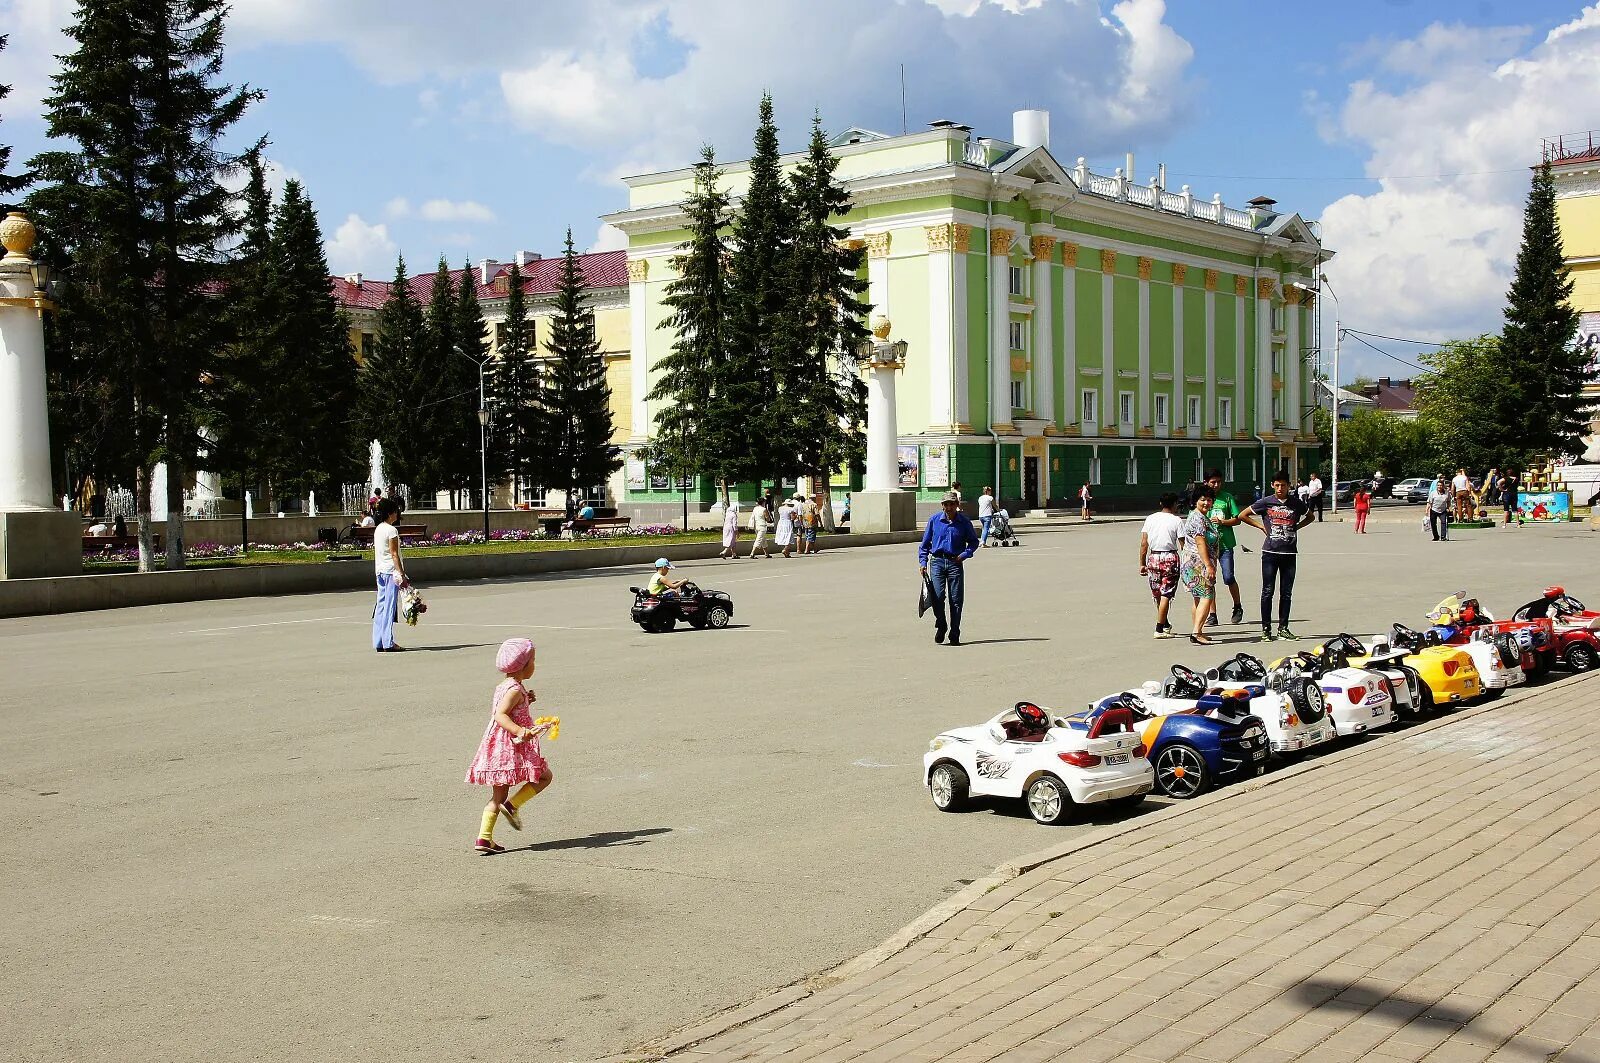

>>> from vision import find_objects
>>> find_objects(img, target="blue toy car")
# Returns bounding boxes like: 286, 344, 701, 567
1077, 691, 1269, 799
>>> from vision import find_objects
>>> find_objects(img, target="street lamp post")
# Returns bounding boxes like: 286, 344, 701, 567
1290, 277, 1340, 513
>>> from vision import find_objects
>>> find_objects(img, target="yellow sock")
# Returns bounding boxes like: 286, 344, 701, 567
509, 780, 545, 809
478, 807, 499, 842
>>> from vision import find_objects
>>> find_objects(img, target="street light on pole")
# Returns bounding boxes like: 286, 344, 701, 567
455, 346, 490, 540
1289, 277, 1340, 513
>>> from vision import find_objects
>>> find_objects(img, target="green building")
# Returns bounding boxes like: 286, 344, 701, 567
603, 109, 1330, 516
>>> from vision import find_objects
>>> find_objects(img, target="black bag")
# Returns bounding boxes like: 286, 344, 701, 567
918, 574, 935, 618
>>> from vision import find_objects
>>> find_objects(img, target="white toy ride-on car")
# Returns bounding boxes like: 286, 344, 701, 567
1198, 656, 1339, 756
924, 702, 1154, 825
1274, 647, 1398, 737
1316, 635, 1429, 720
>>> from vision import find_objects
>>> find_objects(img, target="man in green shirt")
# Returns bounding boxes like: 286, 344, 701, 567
1206, 470, 1246, 625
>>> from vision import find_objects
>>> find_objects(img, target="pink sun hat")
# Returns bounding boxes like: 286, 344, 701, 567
495, 637, 535, 674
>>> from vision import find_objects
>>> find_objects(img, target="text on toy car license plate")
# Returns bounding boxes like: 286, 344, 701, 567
1105, 753, 1129, 765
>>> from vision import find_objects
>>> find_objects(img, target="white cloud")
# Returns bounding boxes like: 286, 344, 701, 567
0, 0, 75, 117
587, 222, 628, 253
384, 196, 411, 219
1319, 5, 1600, 357
326, 213, 397, 275
418, 198, 496, 223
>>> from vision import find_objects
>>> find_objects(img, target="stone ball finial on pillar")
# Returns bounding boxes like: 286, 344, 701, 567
1, 212, 37, 261
871, 315, 892, 340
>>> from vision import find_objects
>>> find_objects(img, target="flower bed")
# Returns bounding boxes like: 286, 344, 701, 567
83, 525, 687, 564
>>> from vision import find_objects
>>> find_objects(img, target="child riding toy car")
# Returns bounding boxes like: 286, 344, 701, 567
1427, 591, 1556, 679
628, 581, 734, 633
1512, 587, 1600, 673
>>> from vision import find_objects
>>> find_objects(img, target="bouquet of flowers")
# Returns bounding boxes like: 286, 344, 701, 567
513, 716, 559, 744
400, 586, 427, 626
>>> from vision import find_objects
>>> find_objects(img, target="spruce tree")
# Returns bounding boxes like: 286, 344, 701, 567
493, 259, 541, 503
728, 94, 794, 487
648, 146, 747, 491
30, 0, 261, 570
1497, 161, 1587, 459
545, 229, 621, 517
455, 261, 491, 509
0, 35, 28, 210
272, 179, 360, 499
785, 113, 870, 527
360, 255, 432, 492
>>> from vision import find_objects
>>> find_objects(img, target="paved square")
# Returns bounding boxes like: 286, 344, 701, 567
2, 512, 1594, 1061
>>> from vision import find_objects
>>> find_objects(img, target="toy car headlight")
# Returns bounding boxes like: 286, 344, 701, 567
929, 737, 949, 752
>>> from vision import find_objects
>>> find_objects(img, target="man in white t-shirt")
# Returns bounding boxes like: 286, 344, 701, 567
1451, 468, 1473, 520
372, 499, 410, 652
1138, 493, 1185, 638
1307, 473, 1325, 522
977, 486, 997, 546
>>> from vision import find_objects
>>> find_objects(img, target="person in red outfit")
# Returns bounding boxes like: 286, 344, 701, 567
1353, 486, 1371, 534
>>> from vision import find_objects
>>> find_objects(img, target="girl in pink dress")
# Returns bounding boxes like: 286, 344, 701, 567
465, 638, 554, 855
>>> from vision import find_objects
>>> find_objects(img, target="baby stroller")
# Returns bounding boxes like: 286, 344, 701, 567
989, 508, 1021, 547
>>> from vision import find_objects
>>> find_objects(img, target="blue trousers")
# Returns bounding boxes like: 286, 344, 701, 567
373, 573, 400, 649
927, 555, 966, 640
979, 515, 992, 545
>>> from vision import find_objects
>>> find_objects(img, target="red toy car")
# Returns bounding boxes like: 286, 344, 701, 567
1512, 587, 1600, 672
1426, 592, 1558, 678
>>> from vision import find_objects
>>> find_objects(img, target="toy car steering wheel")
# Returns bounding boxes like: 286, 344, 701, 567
1223, 654, 1267, 681
1169, 663, 1206, 692
678, 581, 699, 595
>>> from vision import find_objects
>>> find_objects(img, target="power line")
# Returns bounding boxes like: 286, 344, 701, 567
1342, 331, 1429, 374
1343, 328, 1451, 346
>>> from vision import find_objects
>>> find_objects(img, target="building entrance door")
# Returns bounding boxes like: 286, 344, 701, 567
1023, 456, 1040, 509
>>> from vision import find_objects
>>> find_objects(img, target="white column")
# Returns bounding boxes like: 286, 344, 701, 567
925, 228, 953, 431
952, 226, 971, 428
1254, 275, 1274, 435
1030, 236, 1054, 425
1203, 278, 1216, 435
989, 227, 1015, 430
1233, 281, 1247, 437
1061, 245, 1078, 428
0, 221, 55, 512
1136, 259, 1151, 430
864, 362, 900, 492
1284, 293, 1301, 437
627, 258, 650, 442
1172, 271, 1187, 436
1100, 252, 1115, 434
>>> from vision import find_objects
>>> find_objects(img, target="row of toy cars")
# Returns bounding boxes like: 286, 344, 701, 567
924, 586, 1599, 825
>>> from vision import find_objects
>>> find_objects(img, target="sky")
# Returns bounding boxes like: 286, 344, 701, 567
4, 0, 1600, 383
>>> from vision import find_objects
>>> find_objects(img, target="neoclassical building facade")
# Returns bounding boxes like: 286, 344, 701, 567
604, 111, 1330, 511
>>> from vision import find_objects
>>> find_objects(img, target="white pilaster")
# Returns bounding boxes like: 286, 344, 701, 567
627, 259, 650, 442
1101, 269, 1114, 435
989, 227, 1015, 431
1172, 279, 1187, 436
926, 236, 953, 431
1234, 286, 1247, 437
1203, 288, 1215, 436
1137, 269, 1151, 431
1255, 275, 1274, 436
1061, 247, 1078, 429
952, 228, 970, 428
1284, 296, 1301, 437
1030, 238, 1054, 425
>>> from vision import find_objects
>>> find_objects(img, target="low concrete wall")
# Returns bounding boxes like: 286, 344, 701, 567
0, 529, 926, 619
110, 509, 567, 548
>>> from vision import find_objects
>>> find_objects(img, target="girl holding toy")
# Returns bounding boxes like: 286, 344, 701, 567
465, 638, 558, 855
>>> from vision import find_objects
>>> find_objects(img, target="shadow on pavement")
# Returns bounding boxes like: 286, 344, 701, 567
953, 637, 1051, 646
512, 827, 673, 853
404, 643, 496, 652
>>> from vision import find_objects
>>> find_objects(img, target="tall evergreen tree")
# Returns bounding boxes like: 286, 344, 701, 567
454, 260, 491, 508
1497, 161, 1588, 459
545, 229, 621, 517
647, 146, 752, 491
785, 113, 870, 526
492, 259, 541, 503
31, 0, 261, 570
271, 179, 360, 499
728, 94, 794, 487
418, 257, 472, 504
0, 35, 29, 210
360, 255, 432, 492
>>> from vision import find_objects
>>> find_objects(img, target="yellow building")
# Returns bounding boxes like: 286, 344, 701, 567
1548, 132, 1600, 456
332, 249, 633, 503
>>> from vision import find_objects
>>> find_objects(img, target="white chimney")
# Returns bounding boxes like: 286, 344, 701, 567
478, 258, 500, 286
516, 250, 541, 268
1125, 152, 1135, 184
343, 272, 363, 287
1012, 109, 1049, 152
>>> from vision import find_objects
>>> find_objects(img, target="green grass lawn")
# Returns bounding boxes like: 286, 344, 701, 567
81, 531, 722, 574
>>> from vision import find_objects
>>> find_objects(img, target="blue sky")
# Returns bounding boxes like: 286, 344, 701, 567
4, 0, 1599, 381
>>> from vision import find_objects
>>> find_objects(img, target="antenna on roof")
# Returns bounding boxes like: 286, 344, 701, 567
900, 64, 907, 135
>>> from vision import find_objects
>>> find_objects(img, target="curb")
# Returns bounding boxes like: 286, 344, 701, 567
592, 669, 1596, 1063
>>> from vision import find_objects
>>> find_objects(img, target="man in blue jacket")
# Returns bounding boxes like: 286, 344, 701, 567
919, 491, 981, 646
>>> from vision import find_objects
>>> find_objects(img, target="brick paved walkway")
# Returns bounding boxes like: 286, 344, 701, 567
631, 677, 1600, 1063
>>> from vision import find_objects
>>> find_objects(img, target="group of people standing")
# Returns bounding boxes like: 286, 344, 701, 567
722, 492, 830, 560
1140, 469, 1316, 645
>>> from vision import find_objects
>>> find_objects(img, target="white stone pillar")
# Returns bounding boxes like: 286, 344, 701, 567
1136, 256, 1151, 431
1284, 286, 1302, 437
627, 257, 650, 442
989, 227, 1015, 431
1030, 235, 1055, 426
0, 212, 79, 578
1172, 263, 1189, 436
1100, 250, 1116, 437
1201, 269, 1216, 435
1233, 277, 1247, 438
1061, 243, 1078, 429
925, 226, 954, 431
952, 225, 971, 429
864, 361, 899, 492
1254, 275, 1275, 435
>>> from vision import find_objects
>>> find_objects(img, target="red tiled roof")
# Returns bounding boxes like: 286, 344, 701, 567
1360, 379, 1418, 413
329, 249, 627, 312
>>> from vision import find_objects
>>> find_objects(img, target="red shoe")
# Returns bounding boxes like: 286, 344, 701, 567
474, 839, 505, 856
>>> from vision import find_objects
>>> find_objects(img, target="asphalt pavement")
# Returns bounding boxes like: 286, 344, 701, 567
1, 513, 1592, 1062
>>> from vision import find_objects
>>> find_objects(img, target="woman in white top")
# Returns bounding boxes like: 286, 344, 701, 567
372, 499, 410, 652
774, 498, 797, 557
719, 500, 741, 559
748, 500, 771, 559
977, 486, 996, 546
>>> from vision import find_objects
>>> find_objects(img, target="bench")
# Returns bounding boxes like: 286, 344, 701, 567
83, 533, 163, 554
350, 524, 429, 546
542, 515, 632, 537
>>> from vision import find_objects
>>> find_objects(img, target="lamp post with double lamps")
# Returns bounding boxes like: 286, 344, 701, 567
1288, 277, 1339, 514
454, 345, 491, 540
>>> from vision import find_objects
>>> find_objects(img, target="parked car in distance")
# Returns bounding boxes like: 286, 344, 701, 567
1333, 481, 1355, 506
1396, 477, 1431, 504
1369, 475, 1396, 499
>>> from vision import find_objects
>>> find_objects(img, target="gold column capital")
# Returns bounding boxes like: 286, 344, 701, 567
1283, 284, 1303, 306
865, 231, 891, 258
1137, 256, 1153, 281
952, 223, 972, 254
1204, 268, 1218, 292
925, 224, 953, 252
1061, 242, 1079, 268
626, 258, 649, 282
1100, 248, 1117, 274
1029, 235, 1056, 261
1256, 276, 1276, 300
989, 228, 1015, 256
1171, 262, 1188, 285
1235, 275, 1249, 297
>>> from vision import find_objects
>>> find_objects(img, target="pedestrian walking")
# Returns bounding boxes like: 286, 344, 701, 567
368, 485, 384, 518
1138, 493, 1184, 639
748, 499, 772, 558
799, 494, 821, 555
464, 638, 556, 856
718, 500, 741, 559
978, 485, 996, 546
372, 497, 409, 653
950, 482, 963, 504
1204, 470, 1246, 625
1451, 468, 1473, 522
1428, 475, 1452, 541
1353, 485, 1371, 534
1221, 470, 1314, 643
776, 496, 798, 557
1501, 470, 1519, 526
1180, 484, 1219, 645
918, 491, 980, 646
1308, 472, 1326, 522
1078, 483, 1093, 522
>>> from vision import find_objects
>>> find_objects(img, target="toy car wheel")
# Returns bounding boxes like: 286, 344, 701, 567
1417, 683, 1435, 716
1566, 642, 1598, 672
1152, 743, 1210, 799
1025, 774, 1075, 825
706, 605, 731, 629
928, 762, 970, 812
649, 617, 675, 633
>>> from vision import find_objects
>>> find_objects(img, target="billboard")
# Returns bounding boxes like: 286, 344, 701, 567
1515, 491, 1570, 523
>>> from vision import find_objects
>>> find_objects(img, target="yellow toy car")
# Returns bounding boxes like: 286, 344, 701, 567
1356, 623, 1483, 711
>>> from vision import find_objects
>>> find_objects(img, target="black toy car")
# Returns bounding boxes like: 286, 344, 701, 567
628, 582, 734, 633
